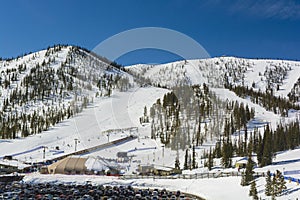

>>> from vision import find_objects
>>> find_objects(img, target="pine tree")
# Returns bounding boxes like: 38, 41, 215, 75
241, 171, 246, 186
245, 104, 250, 121
271, 174, 276, 199
249, 181, 258, 200
261, 124, 273, 167
273, 170, 286, 197
207, 147, 213, 170
241, 155, 255, 186
192, 145, 197, 169
256, 132, 263, 165
214, 140, 222, 158
278, 171, 287, 195
184, 148, 189, 170
265, 170, 272, 196
175, 157, 180, 170
244, 153, 255, 186
221, 138, 233, 168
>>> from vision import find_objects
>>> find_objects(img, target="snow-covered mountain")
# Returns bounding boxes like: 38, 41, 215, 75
1, 45, 300, 155
0, 45, 133, 139
126, 57, 300, 100
1, 45, 300, 199
1, 45, 299, 150
127, 57, 300, 134
0, 45, 170, 166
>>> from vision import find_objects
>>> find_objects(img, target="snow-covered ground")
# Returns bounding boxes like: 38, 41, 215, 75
213, 88, 281, 129
22, 172, 300, 200
1, 49, 300, 200
0, 86, 169, 164
127, 57, 300, 99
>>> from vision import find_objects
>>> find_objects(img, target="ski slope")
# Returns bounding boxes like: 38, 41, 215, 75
0, 86, 169, 163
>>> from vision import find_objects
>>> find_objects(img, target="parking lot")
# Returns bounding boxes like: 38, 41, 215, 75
0, 182, 194, 199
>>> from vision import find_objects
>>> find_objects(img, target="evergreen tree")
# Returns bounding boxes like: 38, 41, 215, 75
241, 155, 255, 186
261, 124, 273, 167
256, 132, 263, 165
207, 147, 214, 170
271, 174, 276, 199
244, 154, 255, 186
265, 170, 272, 196
221, 138, 233, 168
249, 181, 258, 200
192, 145, 197, 169
214, 140, 222, 158
241, 171, 246, 186
278, 171, 287, 195
184, 148, 189, 170
273, 170, 286, 197
175, 157, 180, 170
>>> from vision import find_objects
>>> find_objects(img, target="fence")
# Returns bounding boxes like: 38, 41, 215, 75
121, 171, 266, 180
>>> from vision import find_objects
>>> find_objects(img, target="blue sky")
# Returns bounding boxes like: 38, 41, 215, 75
1, 0, 300, 65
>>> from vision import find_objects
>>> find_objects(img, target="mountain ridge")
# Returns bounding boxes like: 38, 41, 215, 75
126, 56, 300, 100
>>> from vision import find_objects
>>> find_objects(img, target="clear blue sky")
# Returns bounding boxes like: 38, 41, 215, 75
1, 0, 300, 65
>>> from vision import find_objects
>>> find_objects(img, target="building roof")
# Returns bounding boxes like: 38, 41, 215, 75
47, 156, 88, 174
154, 165, 173, 172
47, 156, 120, 174
0, 159, 31, 170
236, 157, 248, 164
85, 157, 110, 171
235, 157, 257, 164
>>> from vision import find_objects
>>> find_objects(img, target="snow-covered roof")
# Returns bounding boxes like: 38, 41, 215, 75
235, 157, 257, 164
154, 165, 173, 172
0, 159, 31, 170
85, 157, 110, 171
236, 157, 248, 164
52, 156, 119, 172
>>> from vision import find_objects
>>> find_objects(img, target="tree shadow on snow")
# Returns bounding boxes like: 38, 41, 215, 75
283, 187, 300, 195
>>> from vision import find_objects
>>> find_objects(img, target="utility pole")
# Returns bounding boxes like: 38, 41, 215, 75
162, 145, 165, 166
138, 131, 140, 142
42, 146, 47, 160
74, 138, 79, 152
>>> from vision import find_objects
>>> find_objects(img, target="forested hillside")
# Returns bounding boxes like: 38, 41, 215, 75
1, 45, 300, 171
0, 45, 132, 139
128, 56, 300, 169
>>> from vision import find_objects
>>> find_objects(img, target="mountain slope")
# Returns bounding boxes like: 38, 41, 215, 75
0, 45, 133, 139
126, 57, 300, 100
1, 47, 300, 153
1, 47, 300, 200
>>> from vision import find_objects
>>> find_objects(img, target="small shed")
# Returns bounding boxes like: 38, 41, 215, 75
235, 157, 257, 169
138, 165, 154, 175
0, 159, 30, 174
153, 166, 174, 176
117, 152, 128, 158
137, 165, 177, 176
3, 155, 13, 160
116, 152, 129, 162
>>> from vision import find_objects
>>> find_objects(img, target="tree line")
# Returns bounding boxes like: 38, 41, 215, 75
227, 85, 300, 117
